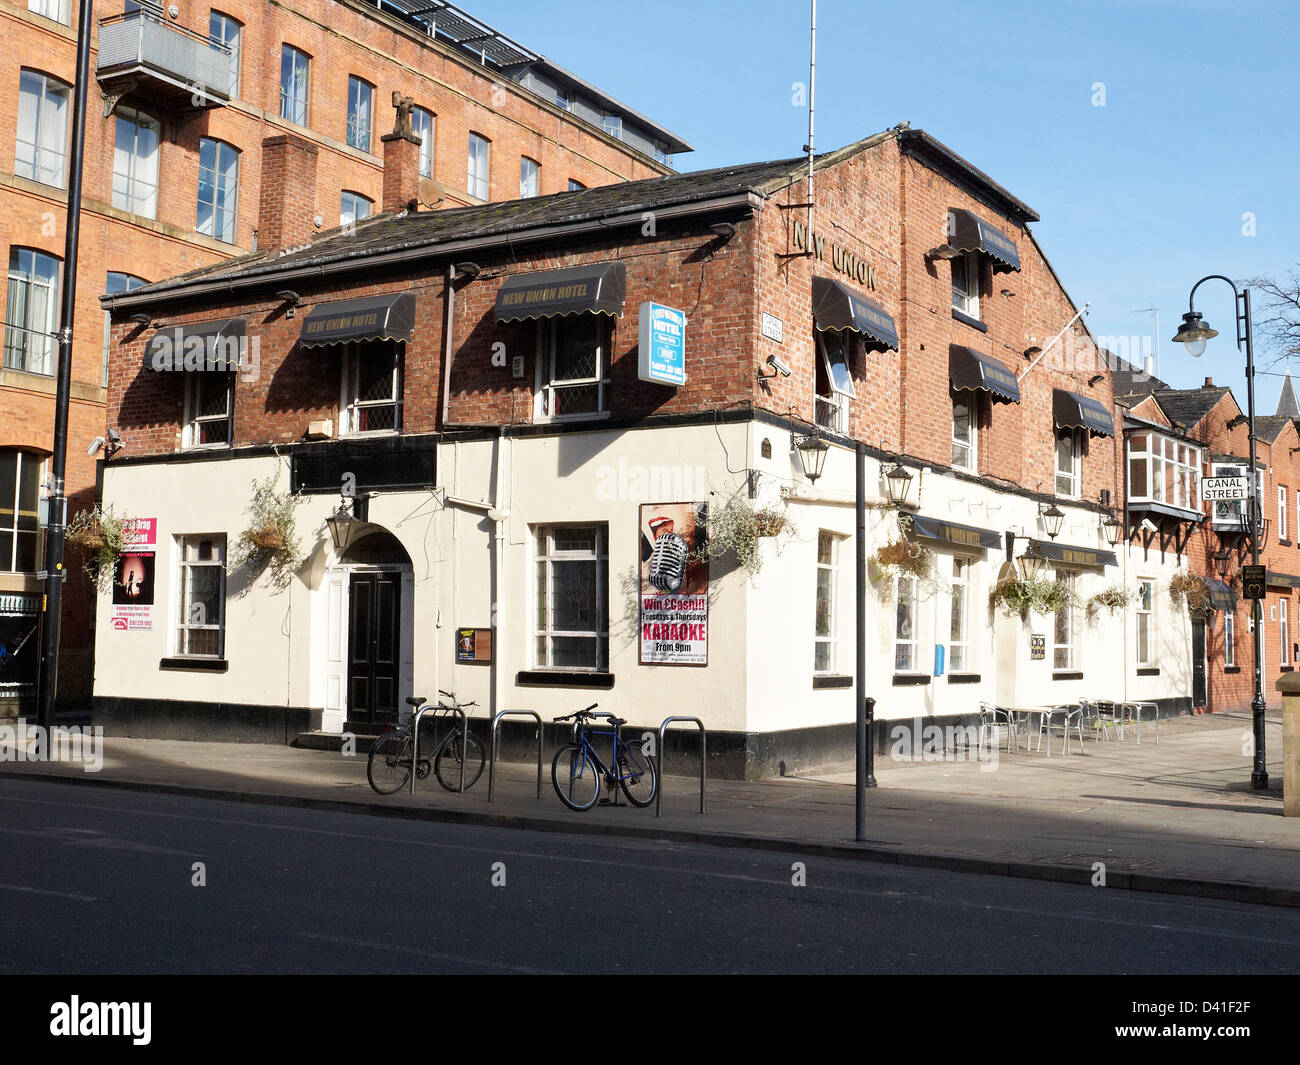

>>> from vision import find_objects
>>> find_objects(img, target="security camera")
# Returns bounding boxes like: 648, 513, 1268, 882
1139, 517, 1158, 534
107, 428, 122, 444
86, 436, 105, 456
765, 354, 792, 378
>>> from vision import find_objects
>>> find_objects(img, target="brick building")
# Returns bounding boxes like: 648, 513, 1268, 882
95, 123, 1195, 776
0, 0, 690, 712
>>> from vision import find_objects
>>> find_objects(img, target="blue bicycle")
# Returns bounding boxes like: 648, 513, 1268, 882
551, 705, 657, 811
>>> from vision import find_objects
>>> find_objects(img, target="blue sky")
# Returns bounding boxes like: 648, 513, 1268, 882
480, 0, 1299, 408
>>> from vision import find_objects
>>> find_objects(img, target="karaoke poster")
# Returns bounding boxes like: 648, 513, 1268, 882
639, 501, 709, 666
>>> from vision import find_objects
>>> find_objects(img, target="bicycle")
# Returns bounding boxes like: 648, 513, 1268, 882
551, 704, 657, 811
366, 690, 485, 795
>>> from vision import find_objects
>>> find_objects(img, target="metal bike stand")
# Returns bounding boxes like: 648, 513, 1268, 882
655, 716, 707, 818
410, 704, 467, 796
488, 710, 544, 802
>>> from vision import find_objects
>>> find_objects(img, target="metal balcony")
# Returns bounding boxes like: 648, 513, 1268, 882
96, 10, 232, 114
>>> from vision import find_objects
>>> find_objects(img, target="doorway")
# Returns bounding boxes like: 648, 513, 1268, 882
1191, 618, 1207, 708
347, 572, 402, 731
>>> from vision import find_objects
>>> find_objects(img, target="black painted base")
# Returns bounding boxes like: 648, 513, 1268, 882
93, 696, 321, 746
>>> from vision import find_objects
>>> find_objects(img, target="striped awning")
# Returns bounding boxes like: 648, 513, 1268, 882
948, 208, 1021, 273
1054, 389, 1115, 438
950, 346, 1020, 404
1205, 578, 1236, 612
811, 276, 899, 351
144, 318, 246, 371
300, 293, 417, 348
495, 262, 626, 322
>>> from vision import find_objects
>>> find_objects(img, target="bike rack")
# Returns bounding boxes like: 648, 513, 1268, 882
410, 703, 468, 796
655, 716, 706, 818
488, 710, 544, 802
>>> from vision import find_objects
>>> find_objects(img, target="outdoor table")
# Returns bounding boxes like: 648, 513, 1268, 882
1017, 706, 1085, 757
1121, 701, 1159, 745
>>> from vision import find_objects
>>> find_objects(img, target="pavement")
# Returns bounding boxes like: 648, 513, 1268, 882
3, 708, 1297, 908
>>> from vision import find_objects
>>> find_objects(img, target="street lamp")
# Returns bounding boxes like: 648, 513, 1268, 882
1213, 550, 1231, 580
1173, 274, 1268, 790
884, 462, 913, 507
1019, 545, 1046, 580
1039, 502, 1066, 539
325, 497, 362, 554
792, 432, 830, 483
1102, 514, 1124, 547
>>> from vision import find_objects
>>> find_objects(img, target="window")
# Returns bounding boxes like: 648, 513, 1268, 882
952, 394, 976, 470
412, 107, 435, 178
520, 156, 540, 198
1280, 485, 1289, 541
536, 315, 609, 420
467, 132, 490, 199
1127, 433, 1200, 508
340, 191, 372, 228
196, 138, 239, 244
949, 556, 971, 672
602, 114, 622, 138
1282, 598, 1290, 667
28, 0, 68, 24
814, 331, 855, 433
568, 179, 586, 192
1055, 429, 1081, 498
346, 76, 373, 152
0, 451, 42, 573
1225, 612, 1235, 668
814, 531, 839, 674
112, 106, 160, 218
279, 45, 310, 125
894, 575, 919, 673
103, 272, 147, 387
182, 373, 232, 449
4, 247, 61, 375
1209, 462, 1263, 530
340, 341, 402, 435
1136, 578, 1154, 667
15, 70, 69, 188
534, 525, 608, 671
556, 88, 572, 112
209, 12, 242, 97
951, 250, 980, 319
175, 536, 226, 658
1053, 572, 1077, 670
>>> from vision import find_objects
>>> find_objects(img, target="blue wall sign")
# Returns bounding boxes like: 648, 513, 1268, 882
637, 302, 687, 387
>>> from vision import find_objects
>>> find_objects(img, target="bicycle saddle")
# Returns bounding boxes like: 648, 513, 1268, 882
405, 696, 425, 707
606, 716, 627, 726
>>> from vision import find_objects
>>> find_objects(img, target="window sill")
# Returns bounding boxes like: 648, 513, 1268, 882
535, 412, 613, 425
812, 674, 852, 689
1282, 665, 1295, 673
952, 309, 988, 333
159, 657, 228, 672
947, 672, 981, 684
1136, 667, 1160, 677
516, 670, 614, 689
1224, 666, 1241, 674
892, 673, 932, 686
1280, 538, 1293, 547
1052, 671, 1084, 681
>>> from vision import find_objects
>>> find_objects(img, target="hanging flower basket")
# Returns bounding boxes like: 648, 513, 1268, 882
247, 525, 287, 552
234, 470, 304, 592
1169, 572, 1212, 617
66, 506, 133, 590
1085, 585, 1131, 618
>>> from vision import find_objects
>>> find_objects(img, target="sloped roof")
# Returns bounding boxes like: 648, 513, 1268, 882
1110, 353, 1169, 405
1278, 370, 1300, 418
1253, 415, 1294, 444
1152, 386, 1233, 430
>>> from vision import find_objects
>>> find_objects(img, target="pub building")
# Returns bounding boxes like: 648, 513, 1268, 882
95, 122, 1193, 776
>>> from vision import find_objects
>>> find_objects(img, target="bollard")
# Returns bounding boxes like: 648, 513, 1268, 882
1278, 673, 1300, 816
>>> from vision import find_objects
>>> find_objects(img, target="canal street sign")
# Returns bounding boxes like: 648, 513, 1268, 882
1202, 475, 1250, 501
1242, 565, 1266, 601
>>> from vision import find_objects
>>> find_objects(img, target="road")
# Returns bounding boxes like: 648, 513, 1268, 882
2, 776, 1298, 975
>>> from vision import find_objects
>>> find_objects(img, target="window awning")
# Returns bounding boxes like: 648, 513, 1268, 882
494, 262, 627, 323
950, 346, 1020, 404
811, 276, 899, 352
948, 208, 1021, 273
1054, 389, 1115, 438
300, 293, 417, 348
143, 318, 247, 372
1205, 578, 1236, 612
910, 515, 1001, 551
1027, 539, 1117, 568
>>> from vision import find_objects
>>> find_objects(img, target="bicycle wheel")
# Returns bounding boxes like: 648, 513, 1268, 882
617, 742, 658, 808
551, 744, 601, 811
367, 730, 413, 795
434, 729, 486, 792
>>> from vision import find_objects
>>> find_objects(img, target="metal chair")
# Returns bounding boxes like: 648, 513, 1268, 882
1035, 703, 1086, 756
978, 701, 1018, 754
1088, 699, 1124, 743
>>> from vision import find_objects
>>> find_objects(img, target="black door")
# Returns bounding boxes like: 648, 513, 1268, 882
1191, 618, 1207, 708
347, 573, 401, 730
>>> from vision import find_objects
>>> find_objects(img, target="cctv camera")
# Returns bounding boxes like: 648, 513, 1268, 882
1139, 517, 1158, 534
86, 436, 105, 456
766, 354, 792, 378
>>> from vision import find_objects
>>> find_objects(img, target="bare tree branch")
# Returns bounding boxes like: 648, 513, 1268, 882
1243, 269, 1300, 361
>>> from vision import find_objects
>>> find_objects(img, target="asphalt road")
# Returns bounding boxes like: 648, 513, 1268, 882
2, 776, 1298, 975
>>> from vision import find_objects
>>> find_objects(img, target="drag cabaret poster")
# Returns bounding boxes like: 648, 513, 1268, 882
639, 502, 709, 665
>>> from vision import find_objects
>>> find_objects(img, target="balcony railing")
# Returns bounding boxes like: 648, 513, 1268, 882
97, 10, 232, 110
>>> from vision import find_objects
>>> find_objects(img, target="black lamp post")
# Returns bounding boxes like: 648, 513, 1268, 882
1173, 274, 1268, 790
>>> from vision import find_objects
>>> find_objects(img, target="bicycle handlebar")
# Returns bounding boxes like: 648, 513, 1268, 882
553, 702, 600, 723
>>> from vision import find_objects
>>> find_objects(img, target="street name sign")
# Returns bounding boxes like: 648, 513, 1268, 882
1202, 476, 1250, 501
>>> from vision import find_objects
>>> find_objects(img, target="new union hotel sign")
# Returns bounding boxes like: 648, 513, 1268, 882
792, 221, 877, 290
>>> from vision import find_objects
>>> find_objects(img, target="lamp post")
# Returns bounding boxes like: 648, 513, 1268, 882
1172, 274, 1268, 790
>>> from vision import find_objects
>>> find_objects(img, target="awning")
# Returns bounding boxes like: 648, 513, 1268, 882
1205, 578, 1236, 612
143, 318, 246, 372
494, 262, 626, 322
1266, 571, 1300, 590
950, 346, 1020, 404
300, 293, 416, 348
1054, 389, 1116, 438
910, 515, 1001, 551
811, 276, 899, 351
948, 208, 1021, 273
1027, 539, 1118, 568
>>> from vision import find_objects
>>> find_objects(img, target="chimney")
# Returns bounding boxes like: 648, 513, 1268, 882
1143, 354, 1154, 375
381, 128, 422, 214
1204, 377, 1214, 388
258, 134, 318, 253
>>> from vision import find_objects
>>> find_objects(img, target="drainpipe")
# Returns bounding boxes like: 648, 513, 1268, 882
441, 263, 458, 428
489, 428, 508, 726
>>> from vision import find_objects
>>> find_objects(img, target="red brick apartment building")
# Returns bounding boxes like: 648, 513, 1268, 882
1121, 371, 1300, 712
0, 0, 690, 712
94, 122, 1194, 776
